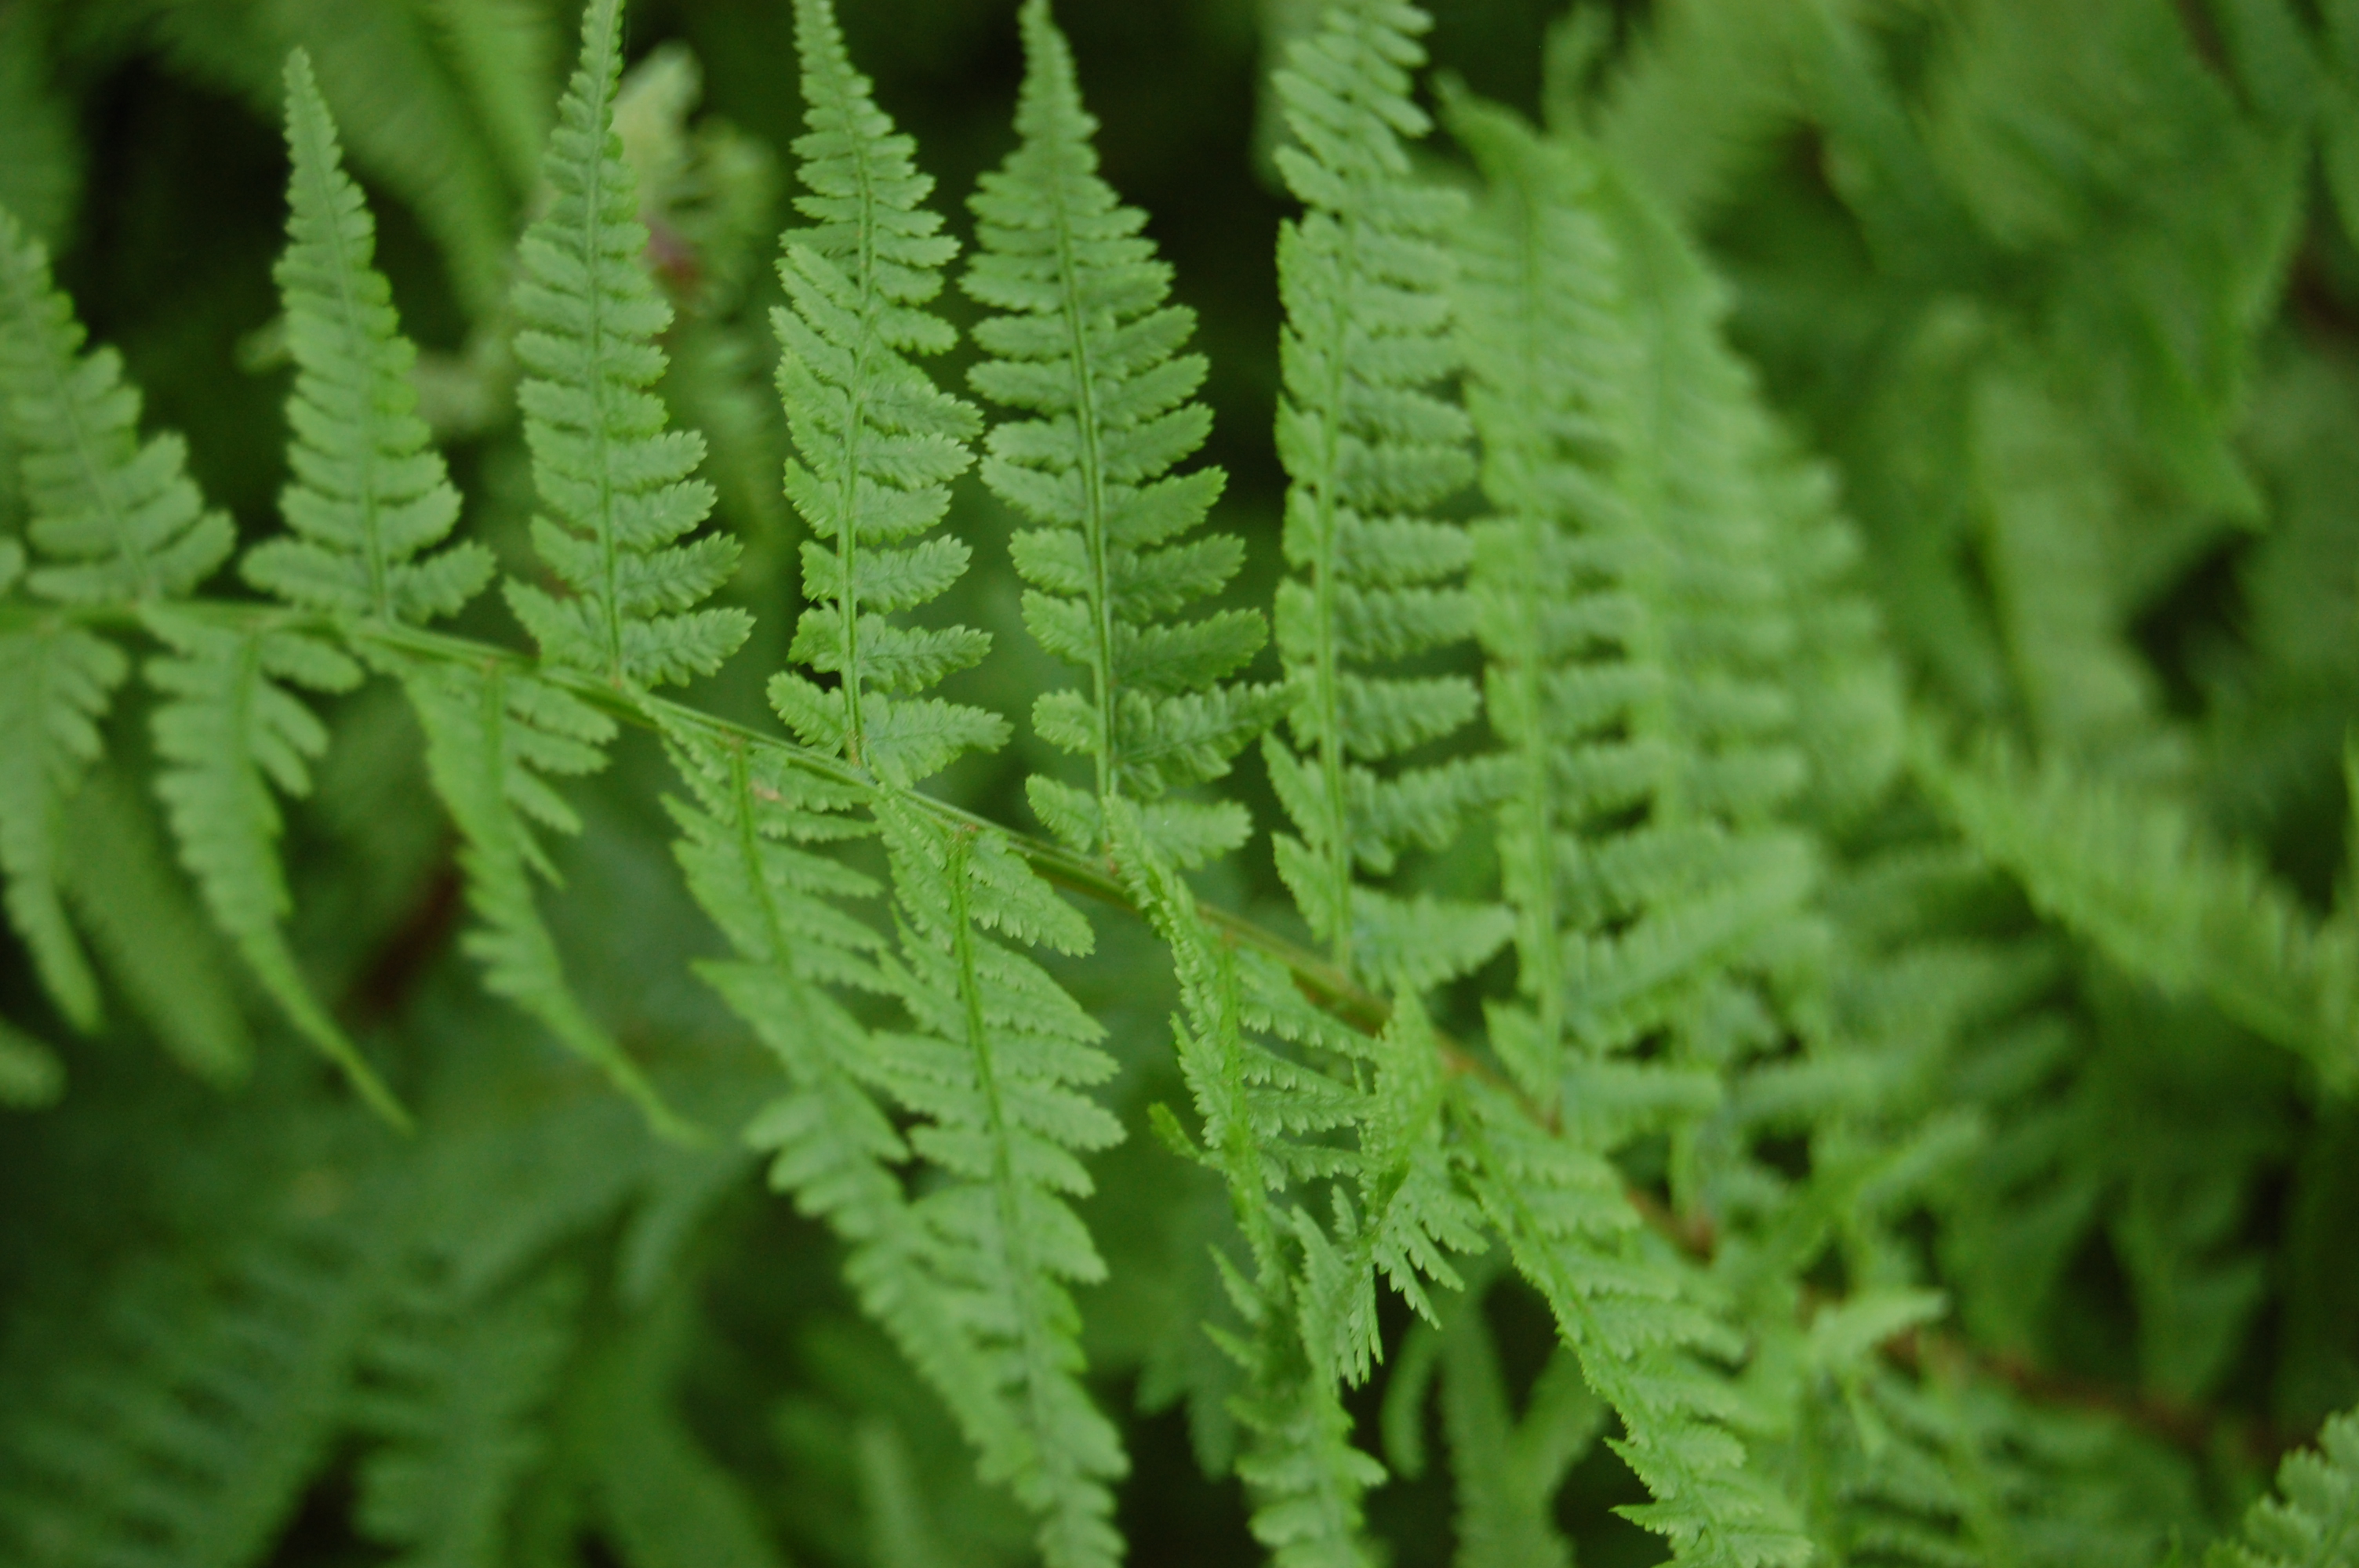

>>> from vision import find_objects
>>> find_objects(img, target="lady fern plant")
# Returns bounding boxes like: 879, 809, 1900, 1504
2, 1, 2358, 1566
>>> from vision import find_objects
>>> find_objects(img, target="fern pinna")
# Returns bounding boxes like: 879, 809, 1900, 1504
965, 0, 1281, 868
4, 0, 2359, 1565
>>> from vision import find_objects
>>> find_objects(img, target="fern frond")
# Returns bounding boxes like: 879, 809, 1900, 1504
388, 650, 691, 1138
244, 51, 493, 626
1456, 1080, 1812, 1568
965, 0, 1281, 865
2211, 1405, 2359, 1568
766, 0, 1000, 787
663, 721, 1040, 1508
353, 1265, 580, 1568
870, 798, 1127, 1568
0, 616, 126, 1031
0, 1218, 395, 1568
1917, 732, 2359, 1091
0, 206, 233, 603
1265, 0, 1508, 993
141, 607, 401, 1121
505, 0, 751, 692
0, 1012, 63, 1108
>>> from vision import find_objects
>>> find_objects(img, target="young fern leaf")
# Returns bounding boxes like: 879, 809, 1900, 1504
0, 208, 234, 604
390, 652, 692, 1139
1267, 0, 1510, 993
140, 608, 404, 1120
767, 0, 1001, 786
506, 0, 751, 692
2208, 1404, 2359, 1568
1917, 732, 2359, 1092
965, 0, 1282, 866
245, 50, 493, 626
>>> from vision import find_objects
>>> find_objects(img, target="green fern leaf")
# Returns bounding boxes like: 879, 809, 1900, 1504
354, 1265, 580, 1568
1456, 1080, 1812, 1568
2211, 1406, 2359, 1568
870, 797, 1127, 1568
141, 606, 402, 1121
0, 1218, 397, 1568
767, 0, 1001, 787
505, 0, 751, 692
0, 617, 125, 1031
965, 0, 1281, 865
1917, 732, 2359, 1091
388, 650, 692, 1139
1265, 0, 1510, 993
0, 207, 234, 603
663, 721, 1037, 1500
244, 51, 493, 626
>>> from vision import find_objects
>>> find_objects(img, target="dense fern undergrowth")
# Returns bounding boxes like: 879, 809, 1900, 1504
5, 0, 2359, 1562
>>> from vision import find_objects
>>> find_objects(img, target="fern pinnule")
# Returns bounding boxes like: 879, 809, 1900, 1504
2210, 1404, 2359, 1568
768, 0, 1000, 787
1267, 0, 1510, 994
0, 612, 126, 1033
871, 799, 1128, 1568
141, 608, 405, 1122
966, 0, 1282, 866
0, 206, 234, 604
505, 0, 750, 693
245, 51, 493, 626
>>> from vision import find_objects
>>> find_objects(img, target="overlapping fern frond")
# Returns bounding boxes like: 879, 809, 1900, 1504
1266, 0, 1508, 995
1917, 733, 2359, 1092
966, 0, 1282, 866
505, 0, 750, 694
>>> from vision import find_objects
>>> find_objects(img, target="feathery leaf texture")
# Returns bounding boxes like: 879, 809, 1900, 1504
1452, 95, 1823, 1135
2212, 1405, 2359, 1568
0, 208, 233, 604
244, 52, 493, 626
1115, 800, 1485, 1566
352, 1265, 580, 1568
0, 618, 126, 1033
389, 649, 690, 1139
966, 0, 1281, 866
1917, 733, 2359, 1091
0, 1220, 396, 1568
766, 0, 1001, 787
666, 723, 1041, 1504
1265, 0, 1509, 993
505, 0, 751, 691
140, 608, 401, 1121
870, 799, 1127, 1568
1456, 1081, 1812, 1567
